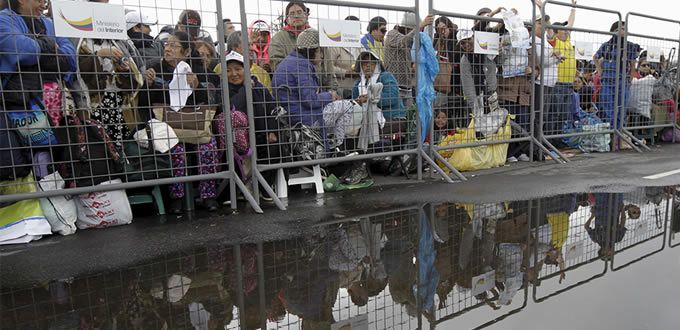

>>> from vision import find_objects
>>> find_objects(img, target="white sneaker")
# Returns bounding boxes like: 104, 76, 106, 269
518, 154, 531, 162
507, 156, 518, 163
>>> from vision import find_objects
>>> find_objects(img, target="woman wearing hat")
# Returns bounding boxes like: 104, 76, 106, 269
352, 51, 404, 120
272, 28, 341, 128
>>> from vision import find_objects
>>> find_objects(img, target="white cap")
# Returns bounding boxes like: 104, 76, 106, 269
457, 29, 474, 41
125, 11, 157, 31
251, 20, 270, 32
225, 51, 244, 64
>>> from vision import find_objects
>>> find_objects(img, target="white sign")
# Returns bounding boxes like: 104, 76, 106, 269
565, 241, 584, 261
646, 46, 662, 63
52, 0, 127, 40
471, 270, 495, 296
331, 314, 368, 330
319, 19, 362, 48
574, 41, 596, 61
474, 31, 500, 55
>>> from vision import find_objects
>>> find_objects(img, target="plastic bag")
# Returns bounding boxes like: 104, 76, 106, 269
502, 9, 531, 49
437, 115, 512, 172
660, 127, 680, 143
38, 172, 77, 235
133, 119, 179, 153
628, 76, 656, 118
0, 175, 52, 244
75, 179, 133, 229
412, 32, 437, 142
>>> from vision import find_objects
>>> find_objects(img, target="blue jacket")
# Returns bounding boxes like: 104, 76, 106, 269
0, 9, 77, 87
272, 51, 333, 126
351, 71, 405, 119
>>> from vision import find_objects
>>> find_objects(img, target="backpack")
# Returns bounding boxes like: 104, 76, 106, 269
54, 116, 125, 187
231, 106, 250, 155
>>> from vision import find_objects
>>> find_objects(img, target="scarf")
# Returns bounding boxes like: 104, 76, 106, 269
128, 31, 155, 50
359, 65, 381, 96
283, 24, 311, 37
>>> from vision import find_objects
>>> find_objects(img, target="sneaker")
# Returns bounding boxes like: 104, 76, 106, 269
261, 195, 274, 202
518, 154, 531, 162
506, 156, 518, 163
204, 198, 219, 212
343, 162, 369, 185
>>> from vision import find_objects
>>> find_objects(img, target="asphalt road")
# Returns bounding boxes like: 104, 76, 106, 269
1, 144, 679, 287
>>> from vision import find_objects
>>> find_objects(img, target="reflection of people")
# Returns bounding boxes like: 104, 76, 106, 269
585, 193, 637, 259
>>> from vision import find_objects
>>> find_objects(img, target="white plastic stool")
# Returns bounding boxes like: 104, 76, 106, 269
287, 165, 324, 195
275, 168, 288, 199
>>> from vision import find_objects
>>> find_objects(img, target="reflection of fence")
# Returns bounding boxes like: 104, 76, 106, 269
610, 190, 669, 271
669, 188, 680, 248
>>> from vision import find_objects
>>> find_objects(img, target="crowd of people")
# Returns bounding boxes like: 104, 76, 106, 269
0, 0, 678, 239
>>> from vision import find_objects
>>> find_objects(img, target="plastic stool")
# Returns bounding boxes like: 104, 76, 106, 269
275, 168, 288, 199
128, 186, 165, 215
287, 165, 324, 195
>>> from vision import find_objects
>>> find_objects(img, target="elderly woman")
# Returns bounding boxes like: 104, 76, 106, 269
146, 31, 220, 213
0, 0, 76, 127
223, 51, 280, 191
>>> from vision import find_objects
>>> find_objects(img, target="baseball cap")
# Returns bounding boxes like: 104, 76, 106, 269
251, 20, 270, 33
125, 11, 157, 31
225, 51, 244, 64
457, 29, 474, 41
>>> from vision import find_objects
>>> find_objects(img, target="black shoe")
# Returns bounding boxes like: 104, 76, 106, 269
204, 198, 219, 212
169, 199, 183, 215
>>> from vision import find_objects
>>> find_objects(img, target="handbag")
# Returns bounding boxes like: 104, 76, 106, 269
153, 105, 216, 144
434, 45, 453, 94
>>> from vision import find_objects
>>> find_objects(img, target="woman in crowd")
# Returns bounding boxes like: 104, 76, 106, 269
146, 31, 220, 213
352, 51, 404, 120
224, 51, 280, 196
272, 28, 340, 127
0, 0, 76, 126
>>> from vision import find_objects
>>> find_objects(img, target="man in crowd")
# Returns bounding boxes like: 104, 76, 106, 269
361, 16, 387, 61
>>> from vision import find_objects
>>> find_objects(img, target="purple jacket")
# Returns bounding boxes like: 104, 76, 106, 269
272, 51, 333, 126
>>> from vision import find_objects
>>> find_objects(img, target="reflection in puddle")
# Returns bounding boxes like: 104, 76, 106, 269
1, 186, 679, 329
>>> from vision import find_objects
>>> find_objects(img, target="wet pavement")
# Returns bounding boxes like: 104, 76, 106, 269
2, 185, 680, 329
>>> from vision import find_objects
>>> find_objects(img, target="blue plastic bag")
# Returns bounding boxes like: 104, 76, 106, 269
411, 32, 438, 142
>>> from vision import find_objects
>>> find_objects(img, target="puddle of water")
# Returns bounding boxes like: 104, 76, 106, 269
2, 186, 679, 329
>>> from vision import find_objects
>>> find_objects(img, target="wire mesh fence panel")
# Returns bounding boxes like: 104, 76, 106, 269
610, 187, 669, 271
622, 14, 680, 145
0, 245, 240, 329
234, 0, 427, 191
0, 0, 261, 242
530, 194, 608, 303
426, 9, 535, 173
537, 1, 624, 159
429, 201, 528, 329
668, 186, 680, 248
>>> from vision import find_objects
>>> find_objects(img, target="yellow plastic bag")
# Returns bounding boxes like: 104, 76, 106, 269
0, 175, 50, 243
437, 115, 513, 172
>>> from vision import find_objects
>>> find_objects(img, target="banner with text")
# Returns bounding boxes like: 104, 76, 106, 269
319, 19, 362, 48
52, 0, 127, 40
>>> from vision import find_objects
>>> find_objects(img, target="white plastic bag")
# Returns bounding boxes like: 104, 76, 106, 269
134, 119, 179, 153
75, 179, 133, 229
39, 172, 77, 235
502, 9, 531, 49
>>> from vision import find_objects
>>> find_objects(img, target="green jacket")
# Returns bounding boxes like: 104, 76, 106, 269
269, 29, 338, 91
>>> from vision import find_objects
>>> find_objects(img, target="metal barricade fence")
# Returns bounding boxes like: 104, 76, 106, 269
538, 1, 637, 162
432, 201, 529, 329
610, 187, 668, 271
427, 3, 559, 178
620, 13, 680, 147
531, 194, 608, 303
235, 0, 457, 210
0, 0, 263, 218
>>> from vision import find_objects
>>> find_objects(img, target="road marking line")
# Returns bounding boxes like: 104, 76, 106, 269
643, 169, 680, 180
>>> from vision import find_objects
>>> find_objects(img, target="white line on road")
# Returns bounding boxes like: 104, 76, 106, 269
643, 169, 680, 180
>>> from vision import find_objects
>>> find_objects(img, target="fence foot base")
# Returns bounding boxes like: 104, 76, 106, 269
618, 129, 650, 152
540, 137, 570, 164
233, 175, 264, 214
427, 150, 466, 183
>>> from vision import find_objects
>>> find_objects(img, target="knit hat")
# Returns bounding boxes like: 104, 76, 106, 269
125, 11, 157, 31
296, 28, 319, 49
476, 7, 492, 16
401, 12, 417, 29
179, 10, 201, 27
